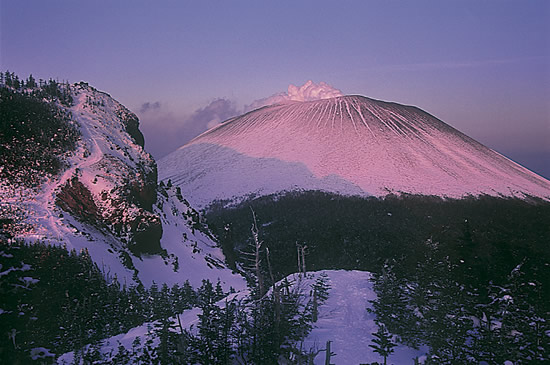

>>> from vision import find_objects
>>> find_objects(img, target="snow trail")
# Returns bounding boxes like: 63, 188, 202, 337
26, 91, 105, 242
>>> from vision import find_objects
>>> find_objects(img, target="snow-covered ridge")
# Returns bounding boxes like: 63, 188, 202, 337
1, 82, 158, 244
2, 82, 243, 288
161, 95, 550, 208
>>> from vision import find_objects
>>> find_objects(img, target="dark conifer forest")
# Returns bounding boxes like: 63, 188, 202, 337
0, 240, 201, 363
206, 192, 550, 363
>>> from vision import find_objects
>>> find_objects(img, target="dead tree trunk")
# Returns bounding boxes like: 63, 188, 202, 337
251, 208, 264, 297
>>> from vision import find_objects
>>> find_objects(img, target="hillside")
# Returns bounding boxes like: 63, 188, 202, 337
0, 79, 243, 289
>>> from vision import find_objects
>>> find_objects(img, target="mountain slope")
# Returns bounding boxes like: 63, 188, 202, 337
160, 95, 550, 208
1, 82, 244, 289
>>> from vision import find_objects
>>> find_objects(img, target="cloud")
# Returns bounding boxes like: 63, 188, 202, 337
245, 80, 343, 112
138, 98, 239, 159
286, 80, 343, 101
139, 101, 161, 113
188, 98, 240, 132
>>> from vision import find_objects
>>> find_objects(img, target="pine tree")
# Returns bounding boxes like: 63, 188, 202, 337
368, 261, 416, 346
311, 272, 330, 322
193, 279, 235, 364
482, 262, 550, 363
13, 74, 20, 89
4, 70, 13, 86
148, 281, 160, 319
369, 323, 397, 365
154, 315, 180, 364
26, 74, 36, 88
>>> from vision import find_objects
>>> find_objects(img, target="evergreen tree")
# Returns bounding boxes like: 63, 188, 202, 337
153, 315, 181, 365
368, 261, 417, 346
311, 272, 330, 322
26, 74, 36, 88
148, 281, 160, 319
482, 262, 550, 363
4, 70, 13, 86
369, 323, 397, 365
13, 74, 20, 89
190, 279, 235, 364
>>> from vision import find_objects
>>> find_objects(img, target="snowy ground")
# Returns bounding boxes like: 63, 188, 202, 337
132, 185, 246, 291
58, 270, 426, 364
303, 270, 426, 365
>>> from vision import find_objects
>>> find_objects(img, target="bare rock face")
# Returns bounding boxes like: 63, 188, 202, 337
56, 174, 163, 255
117, 107, 145, 148
56, 177, 101, 224
130, 212, 163, 255
127, 163, 158, 212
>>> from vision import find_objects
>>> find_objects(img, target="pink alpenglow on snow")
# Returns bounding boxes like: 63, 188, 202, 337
160, 94, 550, 208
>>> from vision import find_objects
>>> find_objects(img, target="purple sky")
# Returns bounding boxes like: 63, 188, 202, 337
1, 1, 549, 178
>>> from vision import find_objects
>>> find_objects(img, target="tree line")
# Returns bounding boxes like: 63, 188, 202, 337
1, 226, 331, 364
1, 70, 73, 107
0, 79, 80, 189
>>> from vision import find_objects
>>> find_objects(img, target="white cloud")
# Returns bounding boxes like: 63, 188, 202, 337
245, 80, 343, 112
286, 80, 343, 102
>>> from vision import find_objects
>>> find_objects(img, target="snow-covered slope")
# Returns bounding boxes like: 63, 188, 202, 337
138, 184, 245, 290
58, 270, 426, 365
160, 95, 550, 208
1, 83, 244, 289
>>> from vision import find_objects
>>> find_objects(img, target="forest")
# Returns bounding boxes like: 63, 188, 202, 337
0, 240, 330, 364
206, 191, 550, 363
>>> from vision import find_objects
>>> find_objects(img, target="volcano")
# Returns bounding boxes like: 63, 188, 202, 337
160, 95, 550, 208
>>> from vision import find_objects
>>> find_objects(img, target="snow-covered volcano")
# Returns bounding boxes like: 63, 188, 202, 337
160, 95, 550, 208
